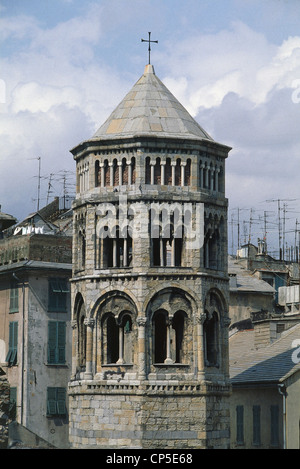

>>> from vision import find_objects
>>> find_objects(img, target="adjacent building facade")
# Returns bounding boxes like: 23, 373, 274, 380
68, 64, 232, 449
0, 205, 72, 448
230, 322, 300, 449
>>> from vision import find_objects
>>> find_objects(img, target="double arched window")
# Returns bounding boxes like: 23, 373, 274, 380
152, 310, 186, 364
203, 291, 223, 367
102, 312, 133, 365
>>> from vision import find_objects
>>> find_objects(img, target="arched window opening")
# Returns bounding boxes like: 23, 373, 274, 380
95, 160, 100, 187
204, 215, 221, 270
79, 315, 86, 367
106, 315, 119, 364
218, 166, 224, 193
151, 210, 183, 267
145, 157, 151, 184
118, 313, 133, 364
153, 311, 167, 363
131, 157, 136, 184
154, 157, 161, 184
204, 312, 219, 367
75, 295, 86, 370
101, 309, 134, 365
113, 159, 118, 186
77, 227, 86, 271
102, 228, 132, 268
185, 159, 191, 186
122, 157, 128, 185
175, 159, 181, 186
104, 160, 109, 187
166, 158, 172, 185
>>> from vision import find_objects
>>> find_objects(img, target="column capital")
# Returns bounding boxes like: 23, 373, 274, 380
195, 313, 206, 325
71, 320, 77, 329
137, 316, 147, 327
84, 318, 95, 328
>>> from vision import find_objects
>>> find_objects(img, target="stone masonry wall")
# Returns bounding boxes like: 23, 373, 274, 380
0, 370, 10, 449
69, 382, 231, 449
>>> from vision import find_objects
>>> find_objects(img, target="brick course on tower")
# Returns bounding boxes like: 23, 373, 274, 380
68, 64, 232, 449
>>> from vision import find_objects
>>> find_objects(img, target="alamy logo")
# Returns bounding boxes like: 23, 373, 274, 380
95, 194, 204, 249
291, 339, 300, 364
291, 79, 300, 104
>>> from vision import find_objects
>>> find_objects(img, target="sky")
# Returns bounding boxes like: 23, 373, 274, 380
1, 0, 300, 257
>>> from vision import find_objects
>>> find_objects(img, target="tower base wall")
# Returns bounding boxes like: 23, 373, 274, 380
68, 380, 231, 449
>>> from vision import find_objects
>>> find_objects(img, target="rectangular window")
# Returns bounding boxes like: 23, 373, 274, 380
236, 405, 244, 445
270, 405, 279, 447
6, 321, 18, 366
47, 387, 66, 417
48, 321, 66, 364
48, 278, 69, 312
9, 281, 19, 313
253, 405, 261, 446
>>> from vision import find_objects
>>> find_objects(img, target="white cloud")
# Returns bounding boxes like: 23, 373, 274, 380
1, 2, 300, 256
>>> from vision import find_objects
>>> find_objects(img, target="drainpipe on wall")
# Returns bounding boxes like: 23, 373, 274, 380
278, 383, 287, 449
12, 273, 25, 426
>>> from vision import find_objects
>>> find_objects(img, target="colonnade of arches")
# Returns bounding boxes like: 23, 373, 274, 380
145, 157, 191, 186
71, 288, 227, 380
76, 155, 224, 193
95, 157, 136, 188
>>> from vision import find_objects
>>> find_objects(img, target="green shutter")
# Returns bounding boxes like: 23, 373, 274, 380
48, 278, 68, 312
12, 321, 18, 365
10, 282, 19, 313
236, 405, 244, 444
5, 322, 13, 363
56, 388, 66, 415
57, 322, 66, 364
6, 322, 18, 365
253, 405, 261, 445
47, 387, 66, 416
47, 387, 57, 415
48, 321, 66, 364
271, 405, 279, 447
48, 322, 57, 364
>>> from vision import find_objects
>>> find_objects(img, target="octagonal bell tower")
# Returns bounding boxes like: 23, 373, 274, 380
68, 63, 232, 449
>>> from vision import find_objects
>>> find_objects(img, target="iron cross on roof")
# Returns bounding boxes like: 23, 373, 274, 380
141, 32, 158, 65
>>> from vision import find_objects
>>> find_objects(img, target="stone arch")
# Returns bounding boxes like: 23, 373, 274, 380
92, 290, 138, 368
73, 293, 87, 372
145, 287, 196, 366
203, 288, 226, 367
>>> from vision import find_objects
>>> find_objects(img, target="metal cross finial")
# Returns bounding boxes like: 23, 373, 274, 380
141, 32, 158, 65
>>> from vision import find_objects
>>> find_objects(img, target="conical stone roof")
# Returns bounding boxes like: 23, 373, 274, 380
92, 64, 213, 142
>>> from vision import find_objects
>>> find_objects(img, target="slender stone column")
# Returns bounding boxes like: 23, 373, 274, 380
118, 161, 123, 185
109, 162, 114, 186
113, 239, 117, 267
100, 162, 105, 187
164, 317, 174, 364
216, 167, 220, 192
127, 160, 132, 185
84, 318, 95, 379
171, 161, 176, 186
211, 168, 215, 191
150, 160, 155, 185
196, 314, 206, 375
117, 326, 124, 364
71, 320, 78, 379
137, 317, 147, 380
161, 161, 166, 185
181, 161, 186, 187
